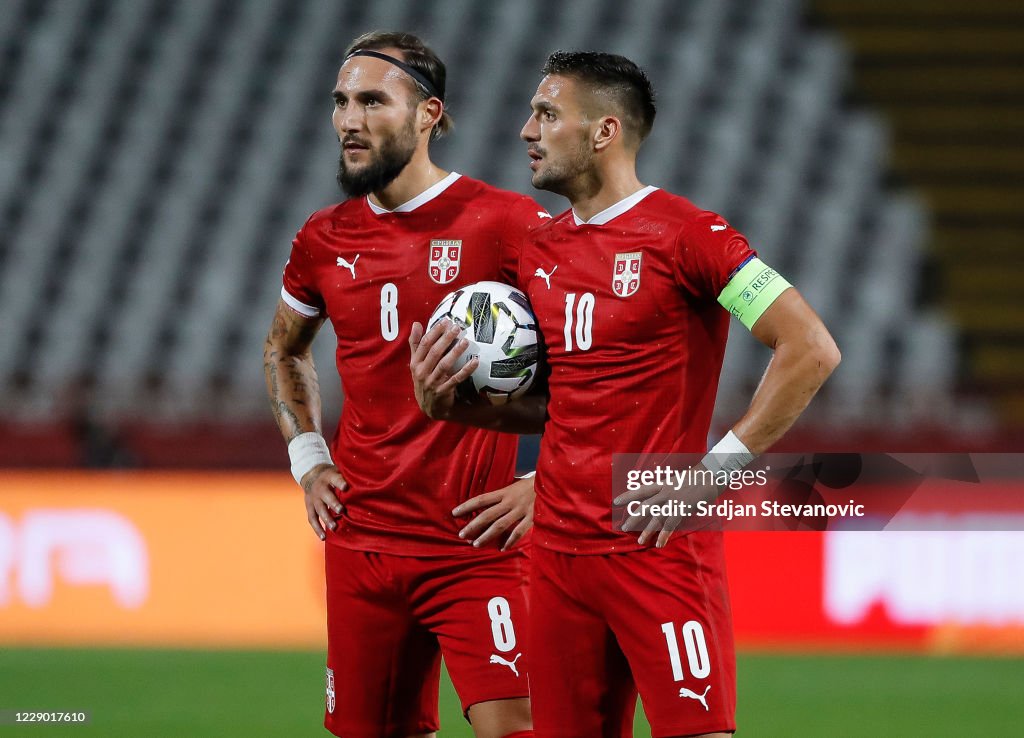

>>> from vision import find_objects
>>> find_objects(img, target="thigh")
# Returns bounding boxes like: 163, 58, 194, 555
325, 545, 442, 738
601, 534, 736, 738
529, 548, 636, 738
412, 551, 531, 718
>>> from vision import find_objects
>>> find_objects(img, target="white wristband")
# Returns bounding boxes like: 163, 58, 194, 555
288, 432, 333, 485
701, 430, 754, 475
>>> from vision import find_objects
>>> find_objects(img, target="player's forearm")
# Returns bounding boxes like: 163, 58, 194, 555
731, 327, 840, 454
445, 394, 548, 435
263, 341, 324, 442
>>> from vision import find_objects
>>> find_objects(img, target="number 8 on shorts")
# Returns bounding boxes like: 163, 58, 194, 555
487, 596, 517, 653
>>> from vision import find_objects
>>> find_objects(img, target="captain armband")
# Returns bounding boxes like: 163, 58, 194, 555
716, 257, 792, 330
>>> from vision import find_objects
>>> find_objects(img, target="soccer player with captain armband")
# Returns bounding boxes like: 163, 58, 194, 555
411, 50, 839, 737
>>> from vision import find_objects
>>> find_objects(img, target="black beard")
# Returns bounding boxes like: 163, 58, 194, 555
530, 137, 593, 199
336, 120, 418, 198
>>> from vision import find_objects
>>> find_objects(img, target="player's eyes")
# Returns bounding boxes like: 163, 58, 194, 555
543, 111, 555, 121
334, 99, 346, 108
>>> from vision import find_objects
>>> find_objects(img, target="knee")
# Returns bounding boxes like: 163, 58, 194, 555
467, 697, 533, 738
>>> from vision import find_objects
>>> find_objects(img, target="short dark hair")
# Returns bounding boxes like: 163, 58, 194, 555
345, 31, 453, 140
541, 51, 656, 145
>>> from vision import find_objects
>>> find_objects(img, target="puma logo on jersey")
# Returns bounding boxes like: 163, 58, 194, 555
489, 653, 522, 677
336, 254, 360, 279
534, 265, 557, 289
710, 224, 727, 232
678, 685, 711, 711
537, 211, 552, 219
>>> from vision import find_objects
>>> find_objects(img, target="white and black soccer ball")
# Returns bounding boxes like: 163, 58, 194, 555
426, 281, 539, 405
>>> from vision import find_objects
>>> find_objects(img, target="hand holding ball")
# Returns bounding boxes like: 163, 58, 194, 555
426, 281, 539, 405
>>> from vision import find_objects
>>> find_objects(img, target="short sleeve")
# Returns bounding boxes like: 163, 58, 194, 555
499, 196, 552, 289
673, 211, 757, 301
281, 217, 325, 318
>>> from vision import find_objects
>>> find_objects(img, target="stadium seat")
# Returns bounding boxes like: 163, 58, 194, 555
0, 0, 962, 431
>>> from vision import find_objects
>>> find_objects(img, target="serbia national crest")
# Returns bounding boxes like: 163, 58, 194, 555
429, 239, 462, 284
612, 251, 642, 297
326, 667, 336, 714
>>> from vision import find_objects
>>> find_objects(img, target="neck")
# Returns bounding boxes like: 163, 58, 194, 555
369, 146, 447, 211
569, 161, 644, 222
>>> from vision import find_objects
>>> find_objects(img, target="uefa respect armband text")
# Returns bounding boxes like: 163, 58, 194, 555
717, 257, 792, 329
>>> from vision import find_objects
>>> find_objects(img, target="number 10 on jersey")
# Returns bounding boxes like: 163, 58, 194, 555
563, 292, 594, 351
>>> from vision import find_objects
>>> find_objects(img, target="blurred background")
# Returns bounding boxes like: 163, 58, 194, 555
1, 0, 1022, 735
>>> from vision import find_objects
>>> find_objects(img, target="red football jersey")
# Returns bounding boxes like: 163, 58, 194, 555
516, 187, 755, 554
283, 173, 548, 555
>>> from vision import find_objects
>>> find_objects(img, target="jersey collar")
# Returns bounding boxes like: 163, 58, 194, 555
366, 172, 462, 215
571, 185, 659, 226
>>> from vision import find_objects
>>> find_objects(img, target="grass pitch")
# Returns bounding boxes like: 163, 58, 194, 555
0, 648, 1020, 736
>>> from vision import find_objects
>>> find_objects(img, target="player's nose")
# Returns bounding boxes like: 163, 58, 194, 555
520, 115, 538, 142
336, 105, 365, 134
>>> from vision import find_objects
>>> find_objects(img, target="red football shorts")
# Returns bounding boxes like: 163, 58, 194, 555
323, 544, 530, 737
529, 533, 736, 738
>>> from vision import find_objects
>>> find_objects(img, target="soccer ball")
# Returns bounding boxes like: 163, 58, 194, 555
426, 281, 539, 405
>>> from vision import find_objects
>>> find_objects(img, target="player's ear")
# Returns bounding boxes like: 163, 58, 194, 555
419, 97, 444, 136
593, 115, 621, 152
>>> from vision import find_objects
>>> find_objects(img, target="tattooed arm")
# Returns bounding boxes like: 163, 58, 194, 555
263, 299, 347, 539
264, 299, 325, 439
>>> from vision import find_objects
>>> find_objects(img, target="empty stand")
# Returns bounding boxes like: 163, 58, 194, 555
813, 0, 1024, 424
0, 0, 964, 431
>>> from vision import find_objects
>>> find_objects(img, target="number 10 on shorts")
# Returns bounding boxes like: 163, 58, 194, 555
661, 620, 710, 681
